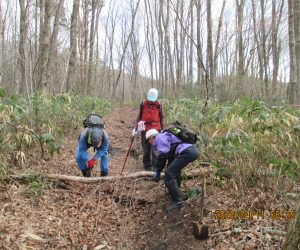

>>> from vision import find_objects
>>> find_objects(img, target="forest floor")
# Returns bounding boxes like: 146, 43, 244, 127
0, 106, 299, 249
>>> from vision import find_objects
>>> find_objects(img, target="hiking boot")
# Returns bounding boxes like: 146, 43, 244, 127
165, 179, 183, 213
101, 171, 108, 176
81, 169, 91, 177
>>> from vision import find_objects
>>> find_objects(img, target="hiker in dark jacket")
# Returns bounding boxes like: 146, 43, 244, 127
132, 88, 164, 171
146, 129, 199, 213
76, 127, 109, 177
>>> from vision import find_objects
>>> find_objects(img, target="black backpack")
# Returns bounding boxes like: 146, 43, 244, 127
163, 121, 198, 144
83, 114, 105, 129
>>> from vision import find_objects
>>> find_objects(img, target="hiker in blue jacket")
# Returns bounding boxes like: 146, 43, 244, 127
76, 127, 109, 177
146, 129, 199, 213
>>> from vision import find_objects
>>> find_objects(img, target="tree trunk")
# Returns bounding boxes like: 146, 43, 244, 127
66, 0, 80, 92
18, 0, 29, 95
288, 0, 297, 104
271, 0, 284, 95
235, 0, 245, 76
0, 0, 2, 87
213, 0, 226, 78
176, 0, 185, 89
260, 0, 269, 98
37, 0, 51, 91
144, 0, 154, 87
251, 0, 264, 95
87, 0, 97, 95
188, 0, 194, 84
45, 0, 64, 92
195, 0, 203, 87
111, 0, 141, 99
158, 0, 164, 90
207, 0, 214, 96
282, 198, 300, 249
163, 0, 175, 89
294, 0, 300, 103
83, 0, 89, 95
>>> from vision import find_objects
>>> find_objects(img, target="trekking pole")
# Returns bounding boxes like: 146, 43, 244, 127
120, 135, 135, 174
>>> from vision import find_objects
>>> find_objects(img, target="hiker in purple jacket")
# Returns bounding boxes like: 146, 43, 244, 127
146, 129, 199, 213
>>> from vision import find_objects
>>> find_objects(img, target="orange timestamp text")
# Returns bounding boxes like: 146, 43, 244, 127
214, 209, 296, 220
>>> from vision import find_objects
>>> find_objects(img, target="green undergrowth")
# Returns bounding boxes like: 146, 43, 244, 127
163, 97, 300, 189
0, 92, 112, 175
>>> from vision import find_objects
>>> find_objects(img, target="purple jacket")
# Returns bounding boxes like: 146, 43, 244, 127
153, 132, 192, 156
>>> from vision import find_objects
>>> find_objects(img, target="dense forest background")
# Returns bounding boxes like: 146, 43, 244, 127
0, 0, 299, 104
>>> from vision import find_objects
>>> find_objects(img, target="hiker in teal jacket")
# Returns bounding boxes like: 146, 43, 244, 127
76, 127, 109, 177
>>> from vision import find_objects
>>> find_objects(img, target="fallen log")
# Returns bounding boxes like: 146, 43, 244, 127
42, 171, 160, 183
5, 162, 212, 184
3, 171, 159, 184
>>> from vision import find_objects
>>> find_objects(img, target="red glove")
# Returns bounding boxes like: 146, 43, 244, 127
87, 158, 96, 169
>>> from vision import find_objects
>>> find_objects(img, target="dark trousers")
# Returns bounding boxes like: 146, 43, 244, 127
141, 132, 157, 170
165, 145, 199, 183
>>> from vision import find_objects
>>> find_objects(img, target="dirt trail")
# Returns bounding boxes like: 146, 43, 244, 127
0, 106, 294, 249
0, 106, 200, 249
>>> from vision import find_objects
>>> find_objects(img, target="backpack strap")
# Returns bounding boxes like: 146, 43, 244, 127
141, 100, 161, 109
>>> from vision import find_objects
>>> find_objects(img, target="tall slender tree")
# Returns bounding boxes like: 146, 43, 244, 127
236, 0, 245, 76
18, 0, 30, 94
288, 0, 297, 104
294, 0, 300, 103
66, 0, 80, 92
46, 0, 64, 90
37, 0, 51, 90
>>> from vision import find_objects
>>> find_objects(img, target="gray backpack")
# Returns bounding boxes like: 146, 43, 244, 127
83, 114, 105, 129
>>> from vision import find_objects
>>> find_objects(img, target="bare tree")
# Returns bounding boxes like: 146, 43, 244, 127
37, 0, 51, 90
214, 0, 226, 78
158, 0, 164, 90
206, 0, 214, 96
162, 0, 175, 88
288, 0, 297, 104
86, 0, 97, 95
294, 0, 300, 103
195, 0, 204, 87
66, 0, 80, 92
260, 0, 269, 98
144, 0, 154, 86
271, 0, 284, 95
18, 0, 30, 94
111, 0, 141, 99
251, 0, 264, 94
235, 0, 245, 76
187, 0, 194, 84
45, 0, 64, 90
0, 0, 2, 86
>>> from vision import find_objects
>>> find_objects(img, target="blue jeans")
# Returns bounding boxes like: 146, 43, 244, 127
76, 151, 109, 174
165, 145, 199, 183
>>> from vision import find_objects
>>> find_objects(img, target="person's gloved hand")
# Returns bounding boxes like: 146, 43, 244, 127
132, 128, 137, 137
137, 121, 146, 131
152, 170, 161, 182
87, 158, 96, 169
